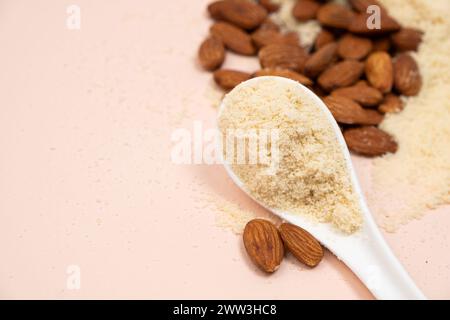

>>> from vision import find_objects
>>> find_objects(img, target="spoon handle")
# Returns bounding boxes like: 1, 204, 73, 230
281, 209, 426, 299
335, 214, 426, 300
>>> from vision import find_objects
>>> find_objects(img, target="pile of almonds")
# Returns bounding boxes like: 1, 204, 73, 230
243, 219, 324, 272
198, 0, 424, 157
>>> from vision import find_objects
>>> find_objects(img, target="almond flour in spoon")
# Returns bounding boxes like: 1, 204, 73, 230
218, 78, 362, 234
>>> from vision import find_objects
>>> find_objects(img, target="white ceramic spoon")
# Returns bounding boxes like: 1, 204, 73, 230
217, 76, 426, 300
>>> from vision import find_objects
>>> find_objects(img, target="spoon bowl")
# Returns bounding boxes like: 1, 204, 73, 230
217, 76, 425, 300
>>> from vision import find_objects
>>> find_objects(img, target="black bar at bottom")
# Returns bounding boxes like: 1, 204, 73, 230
0, 299, 443, 318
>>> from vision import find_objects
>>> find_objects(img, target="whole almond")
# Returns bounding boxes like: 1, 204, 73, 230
344, 126, 398, 156
378, 93, 404, 113
363, 109, 384, 125
338, 34, 373, 60
318, 60, 364, 92
317, 3, 354, 29
279, 223, 323, 268
259, 44, 308, 72
259, 0, 280, 13
251, 28, 299, 49
304, 42, 338, 78
293, 0, 321, 22
198, 37, 225, 71
213, 69, 252, 90
391, 28, 423, 52
394, 53, 422, 96
259, 17, 280, 31
355, 79, 369, 87
314, 29, 335, 50
253, 68, 313, 86
323, 95, 383, 125
348, 13, 401, 35
372, 37, 391, 52
212, 0, 268, 30
348, 0, 386, 13
243, 219, 284, 273
365, 51, 393, 93
208, 1, 225, 20
210, 22, 256, 56
332, 84, 383, 107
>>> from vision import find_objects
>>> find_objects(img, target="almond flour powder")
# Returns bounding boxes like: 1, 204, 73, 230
218, 78, 362, 234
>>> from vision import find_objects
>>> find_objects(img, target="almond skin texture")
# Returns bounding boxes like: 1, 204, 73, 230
348, 13, 401, 35
253, 69, 313, 86
251, 28, 299, 49
372, 37, 391, 52
243, 219, 284, 273
279, 223, 323, 268
208, 1, 225, 20
391, 28, 423, 52
317, 3, 354, 29
344, 126, 398, 156
323, 95, 383, 125
259, 17, 280, 31
259, 0, 280, 13
318, 60, 364, 92
292, 0, 321, 22
331, 84, 383, 107
212, 0, 268, 30
213, 69, 252, 90
210, 22, 256, 56
338, 34, 373, 60
394, 53, 422, 96
259, 44, 308, 72
355, 79, 369, 87
314, 29, 335, 50
365, 51, 393, 93
348, 0, 386, 13
312, 85, 327, 98
304, 42, 338, 78
378, 93, 404, 113
363, 109, 384, 125
198, 37, 225, 71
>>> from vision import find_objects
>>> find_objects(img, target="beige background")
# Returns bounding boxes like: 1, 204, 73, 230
0, 0, 449, 299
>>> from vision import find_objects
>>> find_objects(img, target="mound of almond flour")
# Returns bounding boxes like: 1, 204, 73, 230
218, 78, 362, 234
368, 0, 450, 231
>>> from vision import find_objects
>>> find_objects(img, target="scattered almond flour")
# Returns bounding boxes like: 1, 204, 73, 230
215, 198, 280, 234
218, 77, 362, 234
204, 80, 224, 109
367, 0, 450, 231
215, 200, 261, 234
198, 191, 279, 234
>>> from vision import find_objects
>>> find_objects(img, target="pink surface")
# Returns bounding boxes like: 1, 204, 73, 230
0, 0, 449, 299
